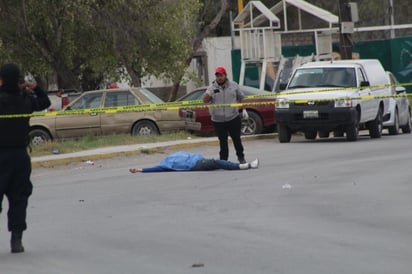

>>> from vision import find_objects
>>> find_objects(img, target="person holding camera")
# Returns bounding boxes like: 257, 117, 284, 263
0, 63, 51, 253
202, 66, 248, 164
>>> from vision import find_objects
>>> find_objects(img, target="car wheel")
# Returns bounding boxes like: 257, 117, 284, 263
29, 128, 51, 146
388, 108, 400, 135
241, 111, 263, 135
368, 108, 383, 138
277, 124, 291, 143
346, 109, 359, 141
401, 109, 412, 134
132, 120, 159, 136
304, 130, 317, 140
318, 131, 329, 138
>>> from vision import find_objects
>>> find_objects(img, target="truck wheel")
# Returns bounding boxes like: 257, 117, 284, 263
241, 111, 263, 135
277, 124, 291, 143
346, 108, 359, 142
401, 110, 411, 133
304, 131, 317, 140
388, 108, 400, 135
346, 123, 359, 141
368, 108, 383, 138
333, 130, 344, 137
318, 131, 329, 138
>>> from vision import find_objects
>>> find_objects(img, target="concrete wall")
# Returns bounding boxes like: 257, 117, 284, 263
203, 37, 235, 82
186, 36, 238, 92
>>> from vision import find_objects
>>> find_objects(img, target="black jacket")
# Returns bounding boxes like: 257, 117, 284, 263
0, 86, 51, 147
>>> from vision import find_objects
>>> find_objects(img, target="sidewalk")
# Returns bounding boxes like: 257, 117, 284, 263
32, 134, 275, 168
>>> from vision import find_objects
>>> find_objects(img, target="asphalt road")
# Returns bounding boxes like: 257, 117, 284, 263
1, 132, 412, 274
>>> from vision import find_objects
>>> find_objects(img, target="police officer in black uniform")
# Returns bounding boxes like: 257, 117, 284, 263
0, 63, 51, 253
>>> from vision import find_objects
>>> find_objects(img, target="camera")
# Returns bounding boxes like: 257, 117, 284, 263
213, 89, 220, 94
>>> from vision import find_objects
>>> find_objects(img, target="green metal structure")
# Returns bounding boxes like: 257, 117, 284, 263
232, 36, 412, 92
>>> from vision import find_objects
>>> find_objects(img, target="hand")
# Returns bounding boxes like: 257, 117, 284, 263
129, 168, 142, 173
241, 109, 249, 120
20, 81, 37, 91
203, 93, 212, 103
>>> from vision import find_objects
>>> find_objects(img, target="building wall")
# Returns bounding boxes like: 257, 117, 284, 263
231, 35, 412, 92
203, 37, 235, 83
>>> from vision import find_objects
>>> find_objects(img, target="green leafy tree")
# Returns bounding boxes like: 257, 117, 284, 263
88, 0, 164, 88
0, 0, 118, 90
144, 0, 202, 100
0, 0, 230, 96
94, 0, 230, 101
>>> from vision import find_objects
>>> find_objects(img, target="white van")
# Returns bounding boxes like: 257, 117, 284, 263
382, 71, 411, 135
275, 59, 391, 142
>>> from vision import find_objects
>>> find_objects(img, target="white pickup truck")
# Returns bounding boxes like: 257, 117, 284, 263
275, 59, 391, 142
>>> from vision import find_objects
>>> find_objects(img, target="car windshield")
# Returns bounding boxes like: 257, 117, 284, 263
178, 86, 268, 102
104, 91, 140, 107
288, 68, 356, 89
69, 93, 103, 110
139, 87, 164, 103
241, 86, 271, 96
179, 90, 205, 101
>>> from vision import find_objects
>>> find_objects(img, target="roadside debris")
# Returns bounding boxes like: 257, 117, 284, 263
282, 183, 292, 189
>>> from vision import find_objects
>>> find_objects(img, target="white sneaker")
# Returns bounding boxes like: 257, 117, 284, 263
239, 163, 249, 170
249, 159, 259, 169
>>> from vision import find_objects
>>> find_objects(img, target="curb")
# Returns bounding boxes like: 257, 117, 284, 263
32, 133, 276, 169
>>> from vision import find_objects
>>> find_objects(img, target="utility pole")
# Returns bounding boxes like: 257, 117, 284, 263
338, 0, 353, 59
238, 0, 243, 13
388, 0, 395, 38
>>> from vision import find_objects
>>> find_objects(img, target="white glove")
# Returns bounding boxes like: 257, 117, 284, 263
241, 109, 249, 120
205, 88, 214, 96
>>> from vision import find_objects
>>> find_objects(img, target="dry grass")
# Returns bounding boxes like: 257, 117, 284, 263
30, 131, 199, 157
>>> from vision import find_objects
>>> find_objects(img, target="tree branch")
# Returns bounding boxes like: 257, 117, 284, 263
192, 0, 230, 51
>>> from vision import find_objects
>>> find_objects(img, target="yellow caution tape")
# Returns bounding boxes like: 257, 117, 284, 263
0, 83, 411, 118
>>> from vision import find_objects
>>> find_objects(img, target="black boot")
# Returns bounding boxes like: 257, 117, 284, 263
10, 231, 24, 253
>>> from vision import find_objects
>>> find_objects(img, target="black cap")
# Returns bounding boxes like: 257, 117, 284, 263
0, 63, 21, 87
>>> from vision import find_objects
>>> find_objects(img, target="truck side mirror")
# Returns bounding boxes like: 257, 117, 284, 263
360, 81, 370, 87
395, 86, 406, 94
279, 83, 287, 90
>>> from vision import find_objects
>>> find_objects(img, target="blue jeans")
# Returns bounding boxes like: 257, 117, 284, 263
191, 159, 240, 171
141, 159, 240, 172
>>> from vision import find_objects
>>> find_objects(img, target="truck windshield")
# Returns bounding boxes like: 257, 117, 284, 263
288, 68, 356, 89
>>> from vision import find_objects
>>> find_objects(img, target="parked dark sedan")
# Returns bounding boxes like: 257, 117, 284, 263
177, 86, 276, 135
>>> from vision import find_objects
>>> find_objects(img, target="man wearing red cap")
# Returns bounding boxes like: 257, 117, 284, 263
203, 66, 248, 164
